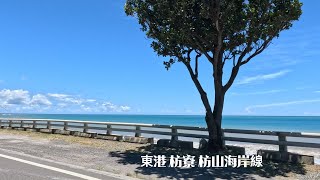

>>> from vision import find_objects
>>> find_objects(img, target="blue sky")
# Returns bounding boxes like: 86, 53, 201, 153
0, 0, 319, 115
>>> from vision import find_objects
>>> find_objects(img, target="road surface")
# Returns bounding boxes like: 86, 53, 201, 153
0, 148, 134, 180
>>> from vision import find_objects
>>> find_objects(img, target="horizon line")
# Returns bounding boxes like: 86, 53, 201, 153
1, 112, 320, 117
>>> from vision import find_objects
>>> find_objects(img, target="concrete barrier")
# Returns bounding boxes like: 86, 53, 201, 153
1, 127, 13, 130
13, 127, 26, 131
257, 149, 314, 165
96, 134, 123, 141
157, 139, 171, 147
198, 138, 208, 150
226, 145, 245, 155
25, 128, 38, 132
157, 139, 194, 149
72, 131, 92, 138
39, 128, 53, 134
123, 136, 154, 144
53, 129, 71, 135
89, 132, 98, 138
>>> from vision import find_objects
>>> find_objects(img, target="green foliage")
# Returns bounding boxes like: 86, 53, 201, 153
125, 0, 302, 68
125, 1, 302, 145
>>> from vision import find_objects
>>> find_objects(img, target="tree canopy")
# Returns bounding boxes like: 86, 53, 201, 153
125, 0, 302, 76
125, 0, 302, 149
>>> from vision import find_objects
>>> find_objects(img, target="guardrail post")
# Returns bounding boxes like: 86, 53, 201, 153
106, 125, 112, 135
9, 120, 12, 127
83, 123, 88, 133
171, 127, 178, 142
135, 126, 141, 137
47, 121, 51, 129
64, 122, 68, 131
0, 119, 2, 127
32, 120, 36, 128
278, 132, 288, 152
222, 130, 226, 146
20, 120, 24, 128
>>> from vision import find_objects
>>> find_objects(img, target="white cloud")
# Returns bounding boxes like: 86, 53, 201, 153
0, 90, 52, 112
47, 93, 71, 99
0, 89, 30, 105
49, 93, 132, 113
80, 104, 93, 112
49, 94, 132, 113
0, 89, 132, 113
245, 99, 320, 113
48, 93, 84, 105
231, 89, 286, 96
30, 94, 52, 106
237, 70, 291, 85
86, 99, 97, 102
63, 98, 84, 105
57, 103, 68, 108
101, 102, 131, 112
120, 106, 131, 111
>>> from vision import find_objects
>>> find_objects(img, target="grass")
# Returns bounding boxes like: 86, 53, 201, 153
0, 128, 145, 152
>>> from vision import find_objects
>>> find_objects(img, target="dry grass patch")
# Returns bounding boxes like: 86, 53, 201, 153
0, 129, 146, 152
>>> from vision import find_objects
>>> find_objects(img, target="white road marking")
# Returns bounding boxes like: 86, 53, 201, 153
0, 153, 101, 180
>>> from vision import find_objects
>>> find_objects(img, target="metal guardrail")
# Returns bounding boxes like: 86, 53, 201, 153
1, 118, 320, 152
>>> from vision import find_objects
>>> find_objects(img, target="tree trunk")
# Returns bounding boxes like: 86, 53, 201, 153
205, 111, 218, 150
206, 89, 225, 151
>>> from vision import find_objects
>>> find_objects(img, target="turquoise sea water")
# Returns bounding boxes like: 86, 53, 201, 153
0, 114, 319, 133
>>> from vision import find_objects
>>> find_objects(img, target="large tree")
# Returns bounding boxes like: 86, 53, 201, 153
125, 0, 302, 150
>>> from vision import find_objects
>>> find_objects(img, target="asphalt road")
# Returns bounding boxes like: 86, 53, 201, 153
0, 149, 133, 180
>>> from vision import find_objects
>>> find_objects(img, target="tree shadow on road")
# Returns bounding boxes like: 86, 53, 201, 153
108, 144, 307, 180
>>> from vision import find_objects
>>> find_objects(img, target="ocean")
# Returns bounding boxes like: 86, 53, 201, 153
0, 114, 319, 133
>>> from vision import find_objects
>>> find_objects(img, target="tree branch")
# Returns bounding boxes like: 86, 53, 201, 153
195, 53, 201, 78
191, 34, 214, 64
223, 38, 271, 92
212, 0, 223, 84
187, 48, 193, 63
183, 60, 212, 113
240, 40, 271, 66
223, 40, 252, 92
232, 55, 236, 67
